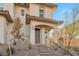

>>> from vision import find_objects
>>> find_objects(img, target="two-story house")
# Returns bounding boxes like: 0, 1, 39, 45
0, 3, 63, 46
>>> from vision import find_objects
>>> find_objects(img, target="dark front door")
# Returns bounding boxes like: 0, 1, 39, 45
35, 28, 40, 44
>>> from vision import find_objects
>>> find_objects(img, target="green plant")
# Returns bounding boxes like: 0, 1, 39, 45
6, 47, 15, 56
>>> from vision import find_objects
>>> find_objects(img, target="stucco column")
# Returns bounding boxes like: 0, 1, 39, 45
41, 27, 45, 45
53, 27, 59, 44
30, 25, 35, 45
0, 16, 7, 44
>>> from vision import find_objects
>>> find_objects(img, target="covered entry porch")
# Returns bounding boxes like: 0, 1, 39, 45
32, 24, 53, 45
30, 20, 62, 45
26, 14, 63, 45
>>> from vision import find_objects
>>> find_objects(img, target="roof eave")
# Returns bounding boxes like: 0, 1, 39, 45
26, 14, 63, 25
0, 10, 13, 23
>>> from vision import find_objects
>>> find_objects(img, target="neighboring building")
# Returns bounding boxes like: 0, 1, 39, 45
59, 20, 79, 48
0, 3, 63, 46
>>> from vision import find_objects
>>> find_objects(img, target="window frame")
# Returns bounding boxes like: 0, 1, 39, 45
39, 7, 44, 18
0, 4, 4, 11
21, 9, 24, 16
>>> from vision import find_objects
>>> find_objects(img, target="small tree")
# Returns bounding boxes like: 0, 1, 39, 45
11, 18, 24, 42
8, 18, 24, 55
64, 6, 79, 50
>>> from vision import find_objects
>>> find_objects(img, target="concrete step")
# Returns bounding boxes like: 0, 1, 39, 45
39, 52, 54, 56
35, 45, 75, 56
38, 45, 54, 55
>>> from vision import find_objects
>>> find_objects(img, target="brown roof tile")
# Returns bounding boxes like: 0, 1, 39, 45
26, 14, 63, 25
0, 10, 13, 23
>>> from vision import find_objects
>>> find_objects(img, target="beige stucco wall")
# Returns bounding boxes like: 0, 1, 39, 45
25, 25, 30, 37
7, 23, 14, 43
14, 5, 29, 23
0, 15, 13, 44
14, 5, 30, 40
29, 3, 53, 19
44, 6, 52, 19
29, 4, 39, 17
4, 3, 14, 20
41, 27, 46, 45
0, 15, 7, 44
0, 3, 15, 44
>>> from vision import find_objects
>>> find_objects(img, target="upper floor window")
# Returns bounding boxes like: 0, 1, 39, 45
39, 8, 44, 18
0, 4, 4, 11
21, 9, 24, 16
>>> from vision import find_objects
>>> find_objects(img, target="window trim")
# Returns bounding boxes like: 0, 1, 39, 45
39, 8, 44, 18
21, 9, 24, 16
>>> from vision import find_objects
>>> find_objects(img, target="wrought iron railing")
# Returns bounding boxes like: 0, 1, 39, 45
50, 41, 73, 56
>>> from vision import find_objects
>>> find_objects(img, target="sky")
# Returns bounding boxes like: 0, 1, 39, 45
52, 3, 79, 28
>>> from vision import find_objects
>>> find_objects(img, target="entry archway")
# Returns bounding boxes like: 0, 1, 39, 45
34, 24, 55, 45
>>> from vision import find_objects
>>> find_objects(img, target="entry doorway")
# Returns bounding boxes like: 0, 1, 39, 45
35, 28, 40, 44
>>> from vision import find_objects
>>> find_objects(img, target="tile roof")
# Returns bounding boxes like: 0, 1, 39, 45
0, 10, 13, 23
26, 14, 63, 25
